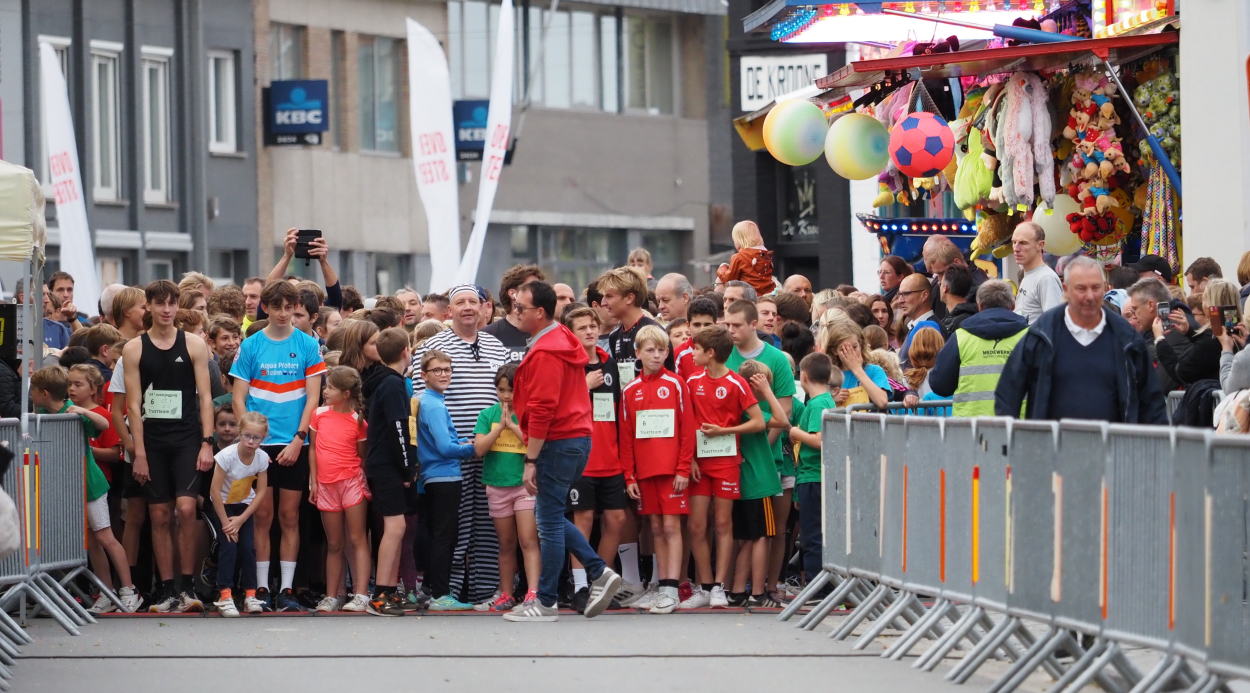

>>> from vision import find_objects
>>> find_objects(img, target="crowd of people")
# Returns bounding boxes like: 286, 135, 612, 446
8, 219, 1249, 621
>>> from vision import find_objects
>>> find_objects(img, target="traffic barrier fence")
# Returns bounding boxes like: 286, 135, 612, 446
782, 410, 1250, 693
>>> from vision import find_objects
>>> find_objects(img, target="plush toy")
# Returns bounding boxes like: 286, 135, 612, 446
1090, 174, 1119, 214
954, 125, 994, 210
970, 209, 1019, 259
995, 72, 1055, 209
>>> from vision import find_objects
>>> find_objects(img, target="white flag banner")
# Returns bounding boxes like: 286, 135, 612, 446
455, 0, 514, 285
405, 18, 461, 295
40, 42, 99, 317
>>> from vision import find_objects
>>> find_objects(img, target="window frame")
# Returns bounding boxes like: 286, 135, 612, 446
90, 44, 123, 202
269, 23, 305, 81
141, 48, 173, 204
357, 35, 400, 154
623, 14, 680, 117
207, 49, 238, 154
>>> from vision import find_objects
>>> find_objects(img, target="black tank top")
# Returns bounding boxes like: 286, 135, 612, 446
138, 330, 200, 446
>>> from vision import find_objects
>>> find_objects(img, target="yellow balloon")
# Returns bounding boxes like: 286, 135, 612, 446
1033, 195, 1084, 256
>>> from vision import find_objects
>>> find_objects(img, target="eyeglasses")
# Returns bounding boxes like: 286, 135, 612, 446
240, 433, 264, 444
896, 289, 928, 298
513, 303, 536, 315
425, 367, 454, 376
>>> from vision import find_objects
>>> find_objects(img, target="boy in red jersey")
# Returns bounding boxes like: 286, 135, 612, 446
620, 325, 694, 614
681, 326, 765, 609
674, 298, 719, 380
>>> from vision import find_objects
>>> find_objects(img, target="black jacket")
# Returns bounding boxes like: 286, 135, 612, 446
930, 308, 1029, 398
1140, 301, 1199, 392
1156, 330, 1224, 387
993, 304, 1168, 424
940, 302, 979, 338
0, 360, 19, 419
362, 363, 417, 480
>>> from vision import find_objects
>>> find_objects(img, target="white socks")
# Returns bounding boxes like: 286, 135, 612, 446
572, 568, 588, 591
280, 561, 297, 591
257, 561, 270, 591
618, 543, 641, 585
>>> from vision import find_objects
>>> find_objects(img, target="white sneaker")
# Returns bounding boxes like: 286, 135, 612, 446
678, 586, 710, 610
118, 586, 143, 613
614, 581, 646, 605
148, 591, 179, 613
87, 593, 117, 614
214, 599, 240, 617
502, 601, 559, 622
177, 591, 204, 613
629, 585, 660, 610
342, 594, 370, 612
243, 596, 266, 614
315, 595, 344, 612
710, 584, 729, 608
649, 591, 679, 614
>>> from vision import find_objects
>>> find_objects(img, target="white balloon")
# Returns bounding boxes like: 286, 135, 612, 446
1034, 194, 1083, 256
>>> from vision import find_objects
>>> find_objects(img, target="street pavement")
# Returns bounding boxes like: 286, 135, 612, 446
9, 608, 1249, 693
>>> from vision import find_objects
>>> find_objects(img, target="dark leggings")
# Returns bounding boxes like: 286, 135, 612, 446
207, 503, 256, 591
422, 482, 462, 599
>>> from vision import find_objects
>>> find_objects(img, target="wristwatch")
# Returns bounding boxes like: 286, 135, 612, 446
295, 430, 308, 441
202, 436, 215, 446
524, 456, 538, 465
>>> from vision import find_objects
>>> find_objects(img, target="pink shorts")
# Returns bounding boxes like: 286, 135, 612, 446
486, 485, 535, 518
315, 471, 372, 513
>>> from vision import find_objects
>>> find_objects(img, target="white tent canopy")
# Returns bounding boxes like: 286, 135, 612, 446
0, 161, 45, 264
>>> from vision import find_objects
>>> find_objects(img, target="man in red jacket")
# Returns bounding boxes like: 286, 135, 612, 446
507, 281, 622, 622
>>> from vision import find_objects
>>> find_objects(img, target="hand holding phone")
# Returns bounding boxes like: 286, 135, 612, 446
294, 229, 322, 266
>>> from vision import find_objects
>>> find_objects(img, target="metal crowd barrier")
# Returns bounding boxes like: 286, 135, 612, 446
0, 415, 114, 688
780, 410, 1250, 693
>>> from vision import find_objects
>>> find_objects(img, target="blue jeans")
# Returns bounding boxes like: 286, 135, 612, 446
209, 503, 256, 590
535, 436, 605, 607
796, 482, 823, 583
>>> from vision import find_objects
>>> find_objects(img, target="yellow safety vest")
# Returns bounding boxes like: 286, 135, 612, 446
952, 328, 1028, 418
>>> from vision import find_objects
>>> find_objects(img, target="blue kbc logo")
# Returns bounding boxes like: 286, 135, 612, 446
276, 87, 322, 125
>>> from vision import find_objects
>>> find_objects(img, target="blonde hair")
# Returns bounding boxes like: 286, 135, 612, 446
872, 348, 904, 384
239, 411, 269, 435
597, 267, 648, 309
738, 359, 773, 386
627, 248, 652, 269
1204, 279, 1243, 325
68, 363, 104, 390
178, 271, 215, 296
411, 319, 448, 350
903, 327, 944, 389
731, 220, 763, 250
323, 350, 341, 368
821, 319, 868, 371
634, 324, 670, 351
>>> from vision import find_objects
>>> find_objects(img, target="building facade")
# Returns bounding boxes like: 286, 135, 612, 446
17, 0, 258, 291
256, 0, 728, 296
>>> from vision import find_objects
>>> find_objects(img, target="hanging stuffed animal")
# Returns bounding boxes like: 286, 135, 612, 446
996, 72, 1055, 209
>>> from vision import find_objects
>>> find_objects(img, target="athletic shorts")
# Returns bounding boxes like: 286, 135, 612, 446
775, 474, 796, 495
690, 465, 740, 500
567, 473, 628, 512
365, 470, 408, 517
315, 470, 372, 513
638, 475, 689, 516
138, 440, 203, 504
86, 496, 111, 532
486, 485, 535, 518
732, 496, 776, 541
262, 444, 311, 492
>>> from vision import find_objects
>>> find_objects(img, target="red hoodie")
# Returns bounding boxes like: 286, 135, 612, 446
514, 323, 593, 442
620, 368, 695, 484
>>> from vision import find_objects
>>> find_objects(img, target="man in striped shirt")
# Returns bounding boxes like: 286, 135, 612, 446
411, 285, 511, 604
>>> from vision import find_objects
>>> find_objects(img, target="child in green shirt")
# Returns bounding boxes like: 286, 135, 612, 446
731, 360, 786, 608
781, 353, 841, 588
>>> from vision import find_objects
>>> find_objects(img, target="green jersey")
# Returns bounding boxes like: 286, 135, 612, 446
473, 403, 525, 488
795, 392, 835, 486
739, 410, 782, 500
726, 342, 796, 467
45, 403, 110, 502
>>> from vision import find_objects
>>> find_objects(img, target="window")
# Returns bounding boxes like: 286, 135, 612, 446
37, 37, 72, 187
91, 49, 121, 201
599, 15, 618, 112
142, 54, 171, 203
329, 32, 345, 148
147, 259, 174, 281
207, 51, 237, 153
544, 11, 571, 108
535, 227, 626, 290
269, 24, 304, 80
358, 36, 398, 153
625, 17, 676, 115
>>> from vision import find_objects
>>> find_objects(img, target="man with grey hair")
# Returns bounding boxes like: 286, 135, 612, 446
995, 256, 1166, 423
99, 283, 128, 326
930, 279, 1029, 417
923, 235, 987, 319
1126, 276, 1191, 392
654, 273, 692, 323
1011, 222, 1064, 324
723, 280, 757, 304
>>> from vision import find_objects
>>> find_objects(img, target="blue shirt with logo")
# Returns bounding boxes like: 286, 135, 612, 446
230, 329, 326, 445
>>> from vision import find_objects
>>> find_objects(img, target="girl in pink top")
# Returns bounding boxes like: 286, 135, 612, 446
309, 366, 372, 612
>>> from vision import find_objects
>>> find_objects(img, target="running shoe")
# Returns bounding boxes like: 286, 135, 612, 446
584, 568, 620, 619
649, 591, 679, 614
315, 595, 344, 612
677, 586, 710, 610
177, 591, 204, 613
428, 595, 474, 611
629, 585, 660, 610
614, 581, 645, 605
244, 595, 267, 614
404, 590, 429, 611
254, 587, 274, 611
709, 584, 729, 609
502, 601, 559, 622
678, 581, 693, 603
214, 599, 240, 617
274, 588, 306, 613
342, 594, 370, 612
472, 591, 502, 612
88, 593, 117, 614
296, 590, 324, 610
747, 594, 782, 609
726, 592, 749, 608
480, 592, 515, 612
366, 593, 405, 616
147, 589, 178, 614
512, 589, 538, 611
118, 586, 143, 613
571, 587, 589, 614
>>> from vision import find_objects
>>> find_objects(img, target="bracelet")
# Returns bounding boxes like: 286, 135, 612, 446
524, 457, 538, 465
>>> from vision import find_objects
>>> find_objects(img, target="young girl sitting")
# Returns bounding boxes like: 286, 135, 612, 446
472, 365, 540, 611
208, 412, 271, 617
309, 366, 373, 613
65, 365, 142, 613
716, 221, 776, 298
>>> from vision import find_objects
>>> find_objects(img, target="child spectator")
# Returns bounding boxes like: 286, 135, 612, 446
416, 347, 477, 612
472, 365, 539, 611
674, 298, 719, 379
362, 328, 418, 616
206, 316, 242, 362
84, 323, 123, 384
733, 359, 786, 608
716, 221, 776, 298
627, 248, 657, 290
824, 320, 891, 409
309, 366, 373, 613
666, 318, 690, 347
316, 307, 342, 343
54, 365, 141, 613
207, 411, 271, 617
681, 326, 765, 609
620, 325, 694, 614
784, 353, 839, 590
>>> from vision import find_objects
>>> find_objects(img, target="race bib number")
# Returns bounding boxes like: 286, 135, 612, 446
617, 362, 637, 387
842, 386, 870, 406
635, 410, 675, 439
696, 431, 737, 458
593, 393, 616, 422
143, 389, 182, 420
490, 423, 527, 454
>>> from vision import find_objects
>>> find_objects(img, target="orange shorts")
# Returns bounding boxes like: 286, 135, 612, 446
638, 475, 690, 516
690, 464, 740, 499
